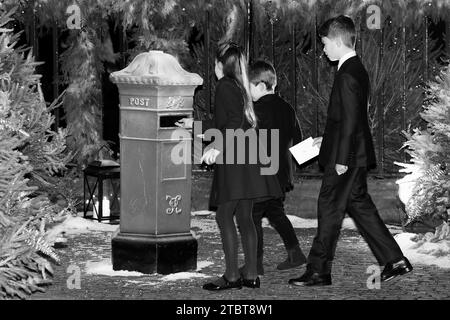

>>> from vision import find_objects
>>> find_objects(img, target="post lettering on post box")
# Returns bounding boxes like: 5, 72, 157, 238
129, 97, 151, 107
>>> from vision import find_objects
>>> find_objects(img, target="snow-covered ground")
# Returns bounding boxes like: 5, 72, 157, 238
160, 272, 210, 281
274, 215, 358, 230
85, 260, 143, 277
395, 233, 450, 269
84, 259, 215, 281
191, 213, 359, 232
47, 215, 118, 236
51, 212, 360, 235
49, 212, 450, 273
51, 212, 359, 237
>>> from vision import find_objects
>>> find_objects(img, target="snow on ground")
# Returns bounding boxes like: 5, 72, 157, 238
84, 259, 214, 280
264, 216, 317, 229
157, 261, 215, 281
160, 272, 210, 281
196, 260, 214, 270
55, 213, 449, 274
286, 215, 357, 230
51, 211, 360, 238
341, 217, 357, 230
191, 210, 214, 216
123, 280, 160, 286
48, 215, 118, 237
85, 260, 144, 277
395, 233, 450, 269
191, 211, 406, 233
49, 213, 399, 243
52, 212, 363, 238
191, 214, 359, 233
50, 213, 450, 278
151, 260, 215, 282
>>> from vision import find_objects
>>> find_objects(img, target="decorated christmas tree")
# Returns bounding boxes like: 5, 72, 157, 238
0, 7, 71, 299
395, 64, 450, 239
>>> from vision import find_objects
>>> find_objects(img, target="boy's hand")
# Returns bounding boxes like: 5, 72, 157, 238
175, 118, 194, 129
335, 164, 348, 175
313, 136, 323, 148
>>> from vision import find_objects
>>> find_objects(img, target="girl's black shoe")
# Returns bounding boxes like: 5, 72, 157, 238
242, 276, 260, 289
202, 275, 243, 291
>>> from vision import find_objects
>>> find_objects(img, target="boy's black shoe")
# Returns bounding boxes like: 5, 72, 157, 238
288, 269, 314, 286
302, 273, 332, 286
381, 257, 413, 282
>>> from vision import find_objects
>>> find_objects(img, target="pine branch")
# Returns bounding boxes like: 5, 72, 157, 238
396, 65, 450, 224
0, 6, 71, 299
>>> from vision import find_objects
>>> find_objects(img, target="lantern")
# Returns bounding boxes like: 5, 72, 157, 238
83, 164, 120, 222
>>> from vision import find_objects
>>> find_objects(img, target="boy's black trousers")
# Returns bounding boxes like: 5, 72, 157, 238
307, 167, 404, 274
252, 197, 300, 258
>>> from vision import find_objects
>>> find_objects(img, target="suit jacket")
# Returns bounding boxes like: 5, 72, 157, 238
318, 56, 377, 169
254, 94, 302, 193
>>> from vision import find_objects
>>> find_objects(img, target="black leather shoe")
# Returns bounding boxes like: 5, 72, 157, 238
288, 269, 314, 286
202, 275, 243, 291
381, 257, 413, 282
303, 273, 332, 286
242, 277, 260, 289
289, 271, 331, 286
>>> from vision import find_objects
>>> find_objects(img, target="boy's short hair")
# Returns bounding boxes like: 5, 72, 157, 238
318, 15, 356, 48
249, 60, 277, 91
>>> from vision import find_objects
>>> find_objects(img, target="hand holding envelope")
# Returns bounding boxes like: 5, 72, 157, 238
312, 136, 323, 148
289, 137, 321, 166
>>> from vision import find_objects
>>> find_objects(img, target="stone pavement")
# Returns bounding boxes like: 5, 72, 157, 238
29, 215, 450, 301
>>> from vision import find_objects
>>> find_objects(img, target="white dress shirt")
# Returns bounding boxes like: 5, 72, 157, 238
338, 51, 357, 70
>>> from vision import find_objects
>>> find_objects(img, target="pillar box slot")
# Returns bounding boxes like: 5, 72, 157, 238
109, 50, 203, 275
159, 114, 189, 129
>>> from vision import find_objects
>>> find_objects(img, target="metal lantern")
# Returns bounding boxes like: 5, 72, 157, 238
83, 165, 120, 222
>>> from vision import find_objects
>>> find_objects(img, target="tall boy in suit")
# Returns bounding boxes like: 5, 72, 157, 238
240, 60, 307, 275
289, 15, 412, 287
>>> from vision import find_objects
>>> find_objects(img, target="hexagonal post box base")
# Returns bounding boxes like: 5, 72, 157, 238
111, 232, 197, 275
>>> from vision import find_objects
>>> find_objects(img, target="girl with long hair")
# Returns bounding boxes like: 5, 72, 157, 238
201, 42, 282, 291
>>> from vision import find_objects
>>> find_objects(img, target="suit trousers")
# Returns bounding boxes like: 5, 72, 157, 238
252, 197, 300, 258
308, 167, 404, 274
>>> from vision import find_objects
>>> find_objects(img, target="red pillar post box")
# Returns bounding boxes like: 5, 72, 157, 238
110, 51, 203, 274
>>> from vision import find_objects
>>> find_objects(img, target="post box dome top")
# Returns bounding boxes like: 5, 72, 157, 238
110, 50, 203, 86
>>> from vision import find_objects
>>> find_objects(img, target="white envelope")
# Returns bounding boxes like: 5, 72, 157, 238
289, 137, 320, 165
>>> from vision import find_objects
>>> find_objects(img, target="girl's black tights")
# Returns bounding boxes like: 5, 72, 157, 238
216, 199, 257, 281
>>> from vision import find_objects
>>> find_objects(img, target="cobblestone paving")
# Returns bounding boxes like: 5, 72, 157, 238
31, 216, 450, 300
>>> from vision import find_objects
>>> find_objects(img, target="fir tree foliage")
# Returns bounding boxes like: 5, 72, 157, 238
0, 7, 71, 299
58, 0, 120, 168
396, 65, 450, 229
60, 28, 107, 167
2, 0, 119, 168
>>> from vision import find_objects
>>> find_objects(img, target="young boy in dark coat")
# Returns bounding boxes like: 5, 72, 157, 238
242, 60, 307, 275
